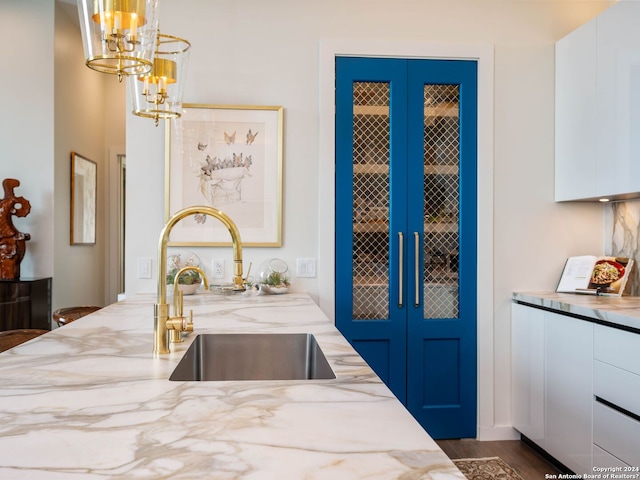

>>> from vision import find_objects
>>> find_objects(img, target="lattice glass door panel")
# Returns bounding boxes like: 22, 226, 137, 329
352, 81, 390, 320
423, 85, 460, 319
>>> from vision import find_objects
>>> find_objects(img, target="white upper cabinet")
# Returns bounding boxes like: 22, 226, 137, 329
555, 2, 640, 202
596, 2, 640, 200
555, 17, 597, 201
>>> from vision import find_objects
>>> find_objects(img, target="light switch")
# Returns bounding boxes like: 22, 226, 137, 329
138, 258, 152, 279
296, 258, 316, 278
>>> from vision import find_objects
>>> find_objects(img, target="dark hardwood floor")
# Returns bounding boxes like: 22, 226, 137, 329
436, 439, 562, 480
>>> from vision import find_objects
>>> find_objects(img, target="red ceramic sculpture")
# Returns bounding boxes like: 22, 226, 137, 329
0, 179, 31, 280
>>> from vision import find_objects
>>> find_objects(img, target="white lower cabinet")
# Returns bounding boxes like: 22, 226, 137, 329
593, 401, 640, 468
511, 303, 545, 446
593, 445, 629, 470
593, 325, 640, 468
545, 312, 593, 475
512, 304, 593, 475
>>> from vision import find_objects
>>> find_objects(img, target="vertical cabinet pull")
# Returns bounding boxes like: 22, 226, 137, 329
414, 232, 420, 307
398, 232, 403, 307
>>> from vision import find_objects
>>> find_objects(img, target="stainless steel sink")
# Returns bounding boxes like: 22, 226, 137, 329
169, 333, 336, 381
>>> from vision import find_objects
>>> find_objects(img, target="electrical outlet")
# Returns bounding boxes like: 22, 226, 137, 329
296, 258, 316, 278
137, 258, 152, 279
211, 258, 224, 279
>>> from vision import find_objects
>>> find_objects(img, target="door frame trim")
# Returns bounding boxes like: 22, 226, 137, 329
106, 146, 125, 304
317, 39, 498, 440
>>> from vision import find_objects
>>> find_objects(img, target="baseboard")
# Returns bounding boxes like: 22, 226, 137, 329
476, 425, 521, 441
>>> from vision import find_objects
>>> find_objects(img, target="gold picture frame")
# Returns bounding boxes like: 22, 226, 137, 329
70, 152, 97, 245
166, 104, 283, 247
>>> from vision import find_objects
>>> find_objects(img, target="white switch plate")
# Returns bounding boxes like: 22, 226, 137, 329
137, 258, 152, 279
296, 258, 316, 278
211, 259, 224, 279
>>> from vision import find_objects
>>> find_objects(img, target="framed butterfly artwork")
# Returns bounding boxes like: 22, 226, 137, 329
165, 104, 283, 247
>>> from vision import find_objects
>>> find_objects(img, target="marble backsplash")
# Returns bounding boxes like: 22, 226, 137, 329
609, 200, 640, 296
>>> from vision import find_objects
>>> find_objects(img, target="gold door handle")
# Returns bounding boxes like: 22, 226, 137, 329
414, 232, 420, 307
398, 232, 403, 308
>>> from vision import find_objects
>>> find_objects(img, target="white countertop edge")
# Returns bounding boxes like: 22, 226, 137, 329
513, 291, 640, 331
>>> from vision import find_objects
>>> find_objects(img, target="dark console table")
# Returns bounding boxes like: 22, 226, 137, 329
0, 277, 52, 331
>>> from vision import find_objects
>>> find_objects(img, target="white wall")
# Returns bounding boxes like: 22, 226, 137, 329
0, 1, 125, 320
0, 1, 55, 280
53, 1, 126, 313
126, 0, 613, 291
492, 43, 605, 437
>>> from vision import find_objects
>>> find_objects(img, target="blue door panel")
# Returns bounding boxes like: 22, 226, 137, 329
352, 339, 391, 383
335, 56, 409, 401
421, 338, 461, 406
336, 56, 477, 439
405, 59, 477, 439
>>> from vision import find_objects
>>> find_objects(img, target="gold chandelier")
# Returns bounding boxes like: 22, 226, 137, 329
76, 1, 192, 125
129, 33, 191, 126
77, 0, 161, 81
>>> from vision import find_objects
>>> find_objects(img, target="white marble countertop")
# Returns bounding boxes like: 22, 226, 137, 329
0, 292, 463, 479
513, 291, 640, 331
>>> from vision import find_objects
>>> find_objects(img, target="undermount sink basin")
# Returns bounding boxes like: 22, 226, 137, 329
169, 333, 336, 381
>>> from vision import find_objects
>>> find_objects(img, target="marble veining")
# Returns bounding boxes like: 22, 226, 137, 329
610, 200, 640, 295
513, 291, 640, 331
0, 293, 463, 479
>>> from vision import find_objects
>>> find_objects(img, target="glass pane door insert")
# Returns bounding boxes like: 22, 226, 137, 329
423, 84, 459, 319
352, 81, 390, 320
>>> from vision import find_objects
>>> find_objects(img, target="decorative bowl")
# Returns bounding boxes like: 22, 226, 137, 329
170, 283, 200, 296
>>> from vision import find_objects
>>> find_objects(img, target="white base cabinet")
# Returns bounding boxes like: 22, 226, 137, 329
512, 304, 593, 475
593, 325, 640, 468
545, 312, 593, 475
511, 303, 545, 446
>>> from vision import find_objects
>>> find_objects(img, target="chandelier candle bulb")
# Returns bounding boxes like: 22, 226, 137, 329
129, 13, 138, 39
101, 11, 113, 33
113, 11, 122, 31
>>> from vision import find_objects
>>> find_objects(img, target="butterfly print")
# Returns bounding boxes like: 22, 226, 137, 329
224, 131, 236, 145
246, 129, 259, 145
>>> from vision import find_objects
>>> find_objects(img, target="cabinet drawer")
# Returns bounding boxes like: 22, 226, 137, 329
594, 325, 640, 376
594, 360, 640, 417
594, 400, 640, 467
593, 445, 630, 469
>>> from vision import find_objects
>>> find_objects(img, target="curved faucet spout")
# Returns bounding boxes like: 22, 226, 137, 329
154, 206, 244, 355
173, 265, 209, 315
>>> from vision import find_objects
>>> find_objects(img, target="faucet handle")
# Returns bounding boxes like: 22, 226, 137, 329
166, 309, 194, 343
185, 310, 194, 333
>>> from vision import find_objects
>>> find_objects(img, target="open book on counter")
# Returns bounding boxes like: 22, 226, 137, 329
556, 255, 634, 296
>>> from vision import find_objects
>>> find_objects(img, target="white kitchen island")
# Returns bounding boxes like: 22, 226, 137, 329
0, 292, 464, 479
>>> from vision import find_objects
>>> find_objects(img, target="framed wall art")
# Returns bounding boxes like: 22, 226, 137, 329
70, 152, 97, 245
166, 104, 283, 247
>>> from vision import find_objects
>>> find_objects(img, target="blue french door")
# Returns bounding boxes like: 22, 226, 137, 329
335, 56, 477, 439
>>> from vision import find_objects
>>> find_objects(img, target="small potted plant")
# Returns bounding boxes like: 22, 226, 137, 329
257, 258, 290, 294
166, 253, 202, 295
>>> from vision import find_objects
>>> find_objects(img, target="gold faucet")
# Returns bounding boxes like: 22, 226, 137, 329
154, 206, 244, 355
